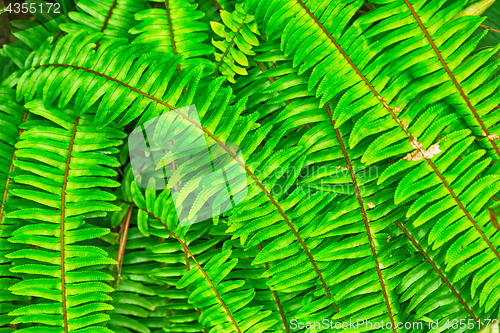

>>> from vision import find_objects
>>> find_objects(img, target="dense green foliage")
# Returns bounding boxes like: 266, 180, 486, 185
1, 0, 500, 332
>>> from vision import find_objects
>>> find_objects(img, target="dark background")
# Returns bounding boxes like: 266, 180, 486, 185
0, 0, 36, 46
1, 0, 64, 48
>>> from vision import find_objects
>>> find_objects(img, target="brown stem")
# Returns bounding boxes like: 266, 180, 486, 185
256, 235, 291, 332
60, 116, 80, 333
94, 0, 118, 50
326, 103, 395, 331
115, 205, 133, 289
395, 220, 480, 323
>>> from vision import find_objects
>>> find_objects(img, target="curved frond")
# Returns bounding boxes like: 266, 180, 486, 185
7, 31, 203, 128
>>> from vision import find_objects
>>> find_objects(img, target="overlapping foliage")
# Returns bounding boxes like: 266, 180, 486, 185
0, 0, 499, 332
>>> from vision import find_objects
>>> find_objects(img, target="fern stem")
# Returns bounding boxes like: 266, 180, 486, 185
61, 116, 80, 333
94, 0, 118, 50
145, 209, 242, 333
481, 24, 500, 34
51, 3, 78, 45
326, 102, 396, 331
211, 0, 222, 10
257, 240, 291, 333
36, 64, 177, 109
165, 0, 181, 74
213, 20, 246, 77
395, 220, 480, 324
296, 0, 500, 263
52, 30, 63, 45
363, 1, 376, 11
101, 0, 118, 33
160, 230, 208, 333
0, 110, 28, 224
170, 95, 332, 301
403, 0, 500, 159
171, 231, 242, 333
187, 268, 207, 333
115, 204, 133, 289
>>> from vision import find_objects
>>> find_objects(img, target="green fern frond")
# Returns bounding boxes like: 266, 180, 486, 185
61, 0, 148, 45
228, 44, 404, 328
129, 183, 276, 333
176, 248, 277, 333
246, 1, 500, 309
130, 0, 215, 69
103, 166, 213, 333
230, 34, 500, 328
365, 0, 500, 160
9, 31, 203, 128
129, 181, 276, 333
121, 69, 309, 325
5, 102, 123, 332
125, 71, 340, 323
382, 218, 488, 325
212, 3, 260, 82
0, 87, 31, 329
